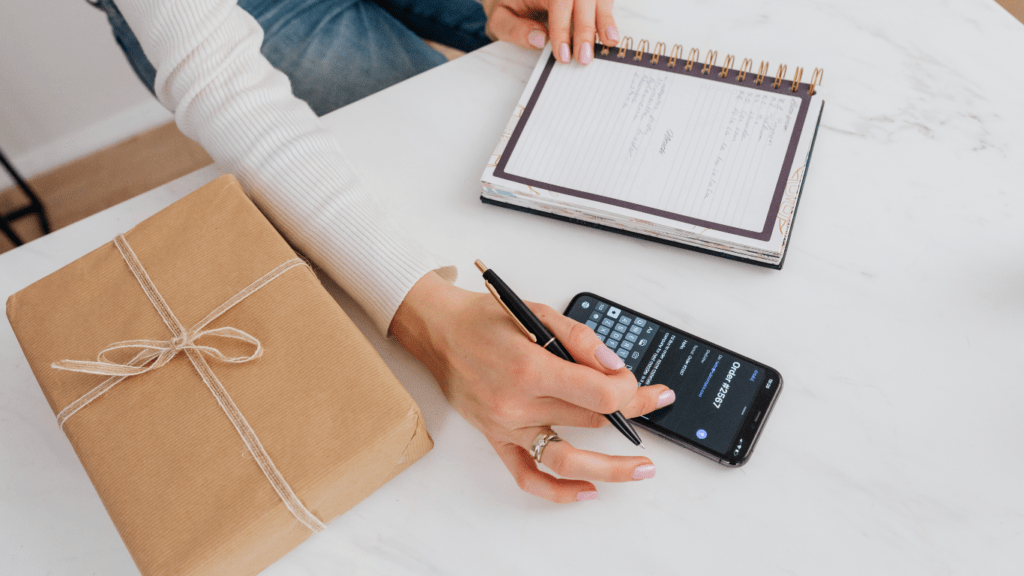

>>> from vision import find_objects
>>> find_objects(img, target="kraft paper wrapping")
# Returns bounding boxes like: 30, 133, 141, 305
6, 175, 433, 576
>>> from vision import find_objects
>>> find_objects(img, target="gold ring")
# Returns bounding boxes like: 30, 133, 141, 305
531, 432, 562, 464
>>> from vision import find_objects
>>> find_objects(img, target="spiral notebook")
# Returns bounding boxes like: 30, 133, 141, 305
481, 38, 825, 268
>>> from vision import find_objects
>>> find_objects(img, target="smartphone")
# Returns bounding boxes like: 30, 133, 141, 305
564, 292, 783, 466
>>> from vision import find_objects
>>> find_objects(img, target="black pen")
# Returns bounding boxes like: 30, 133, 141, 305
475, 260, 645, 448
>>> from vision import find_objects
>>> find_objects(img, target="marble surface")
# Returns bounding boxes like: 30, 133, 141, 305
3, 0, 1024, 573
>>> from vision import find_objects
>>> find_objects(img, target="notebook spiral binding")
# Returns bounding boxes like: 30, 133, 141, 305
599, 36, 824, 96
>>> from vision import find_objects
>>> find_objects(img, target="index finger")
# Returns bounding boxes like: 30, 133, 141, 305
527, 302, 624, 375
595, 0, 618, 46
533, 351, 639, 414
572, 0, 597, 64
547, 0, 573, 63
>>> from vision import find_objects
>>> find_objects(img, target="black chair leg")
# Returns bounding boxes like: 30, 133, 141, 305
0, 211, 23, 246
0, 146, 51, 247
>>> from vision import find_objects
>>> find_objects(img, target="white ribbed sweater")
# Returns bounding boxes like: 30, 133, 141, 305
116, 0, 456, 335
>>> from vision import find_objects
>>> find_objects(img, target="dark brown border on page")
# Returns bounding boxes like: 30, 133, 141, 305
494, 48, 813, 241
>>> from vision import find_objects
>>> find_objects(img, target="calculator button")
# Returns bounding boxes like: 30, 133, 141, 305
590, 312, 602, 322
601, 318, 615, 328
608, 307, 620, 319
644, 326, 657, 336
619, 315, 633, 325
597, 335, 606, 343
614, 322, 628, 333
608, 331, 622, 342
629, 325, 643, 335
625, 333, 638, 343
638, 338, 648, 346
596, 302, 607, 312
597, 326, 611, 336
625, 364, 634, 371
616, 348, 629, 358
631, 351, 641, 360
620, 341, 633, 351
586, 320, 598, 330
634, 318, 646, 327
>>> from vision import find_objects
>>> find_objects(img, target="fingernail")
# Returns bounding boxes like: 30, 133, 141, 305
596, 344, 625, 370
632, 464, 656, 480
559, 42, 571, 63
576, 490, 599, 501
607, 26, 619, 42
656, 389, 676, 408
580, 42, 593, 65
528, 30, 546, 49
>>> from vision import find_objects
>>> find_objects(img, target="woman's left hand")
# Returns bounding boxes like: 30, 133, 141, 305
481, 0, 620, 64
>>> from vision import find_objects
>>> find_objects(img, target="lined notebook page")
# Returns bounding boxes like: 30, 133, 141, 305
502, 57, 803, 233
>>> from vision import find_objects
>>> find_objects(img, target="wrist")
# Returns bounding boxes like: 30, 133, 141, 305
390, 271, 467, 371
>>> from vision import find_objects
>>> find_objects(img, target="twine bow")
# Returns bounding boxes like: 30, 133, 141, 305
53, 326, 263, 378
51, 234, 326, 533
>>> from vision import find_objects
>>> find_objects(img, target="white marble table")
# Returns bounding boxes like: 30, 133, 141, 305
3, 0, 1023, 573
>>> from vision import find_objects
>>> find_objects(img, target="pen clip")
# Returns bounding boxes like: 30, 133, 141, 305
485, 281, 537, 343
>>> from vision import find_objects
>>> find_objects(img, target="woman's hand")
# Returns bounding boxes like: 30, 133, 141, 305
481, 0, 619, 64
391, 272, 675, 503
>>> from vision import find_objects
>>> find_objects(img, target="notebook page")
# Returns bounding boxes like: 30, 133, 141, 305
499, 56, 804, 237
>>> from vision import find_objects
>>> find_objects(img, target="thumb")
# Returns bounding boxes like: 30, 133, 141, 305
487, 6, 549, 49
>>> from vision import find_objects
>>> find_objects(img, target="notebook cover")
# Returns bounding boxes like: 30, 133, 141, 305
494, 49, 818, 243
482, 103, 824, 270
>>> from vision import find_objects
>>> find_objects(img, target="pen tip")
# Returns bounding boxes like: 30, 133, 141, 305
474, 259, 488, 273
639, 442, 646, 449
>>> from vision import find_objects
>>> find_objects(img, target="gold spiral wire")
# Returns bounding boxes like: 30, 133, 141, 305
685, 47, 699, 71
737, 58, 753, 82
754, 61, 769, 85
718, 54, 735, 78
606, 37, 819, 97
634, 39, 649, 62
809, 68, 824, 95
789, 67, 804, 92
668, 44, 683, 68
771, 64, 788, 89
701, 50, 718, 74
651, 42, 666, 64
618, 36, 633, 59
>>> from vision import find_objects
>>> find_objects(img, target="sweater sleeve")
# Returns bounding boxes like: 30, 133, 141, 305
114, 0, 457, 335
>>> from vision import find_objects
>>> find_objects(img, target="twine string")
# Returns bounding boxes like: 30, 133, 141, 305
51, 234, 326, 533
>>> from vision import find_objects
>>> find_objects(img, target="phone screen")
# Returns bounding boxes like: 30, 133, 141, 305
565, 293, 780, 464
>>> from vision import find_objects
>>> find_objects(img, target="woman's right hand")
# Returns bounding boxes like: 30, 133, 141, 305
391, 272, 675, 503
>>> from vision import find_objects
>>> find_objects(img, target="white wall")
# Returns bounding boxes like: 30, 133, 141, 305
0, 0, 172, 187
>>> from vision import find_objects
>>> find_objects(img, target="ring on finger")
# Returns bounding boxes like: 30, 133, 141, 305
531, 431, 563, 464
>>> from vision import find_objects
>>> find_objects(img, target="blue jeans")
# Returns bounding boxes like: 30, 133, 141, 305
95, 0, 490, 115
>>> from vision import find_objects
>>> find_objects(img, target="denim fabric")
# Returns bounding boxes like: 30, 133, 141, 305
95, 0, 489, 115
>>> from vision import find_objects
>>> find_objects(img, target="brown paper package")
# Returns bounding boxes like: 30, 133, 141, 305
6, 175, 433, 576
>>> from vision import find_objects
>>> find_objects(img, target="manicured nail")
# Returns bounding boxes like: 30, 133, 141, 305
580, 42, 593, 65
596, 344, 625, 370
607, 26, 619, 42
656, 389, 676, 408
559, 42, 571, 63
528, 30, 547, 49
576, 490, 599, 501
632, 464, 656, 480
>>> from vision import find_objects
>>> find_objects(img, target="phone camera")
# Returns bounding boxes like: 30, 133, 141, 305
696, 429, 708, 440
